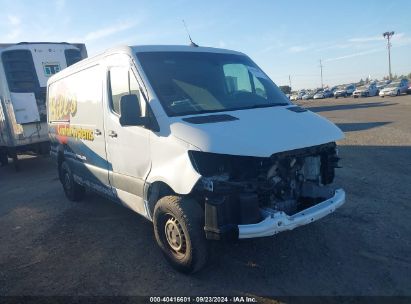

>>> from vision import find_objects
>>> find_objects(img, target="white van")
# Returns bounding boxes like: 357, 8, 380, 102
0, 42, 87, 168
47, 45, 346, 273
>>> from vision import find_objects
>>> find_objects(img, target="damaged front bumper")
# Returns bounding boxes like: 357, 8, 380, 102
204, 188, 345, 240
238, 188, 345, 239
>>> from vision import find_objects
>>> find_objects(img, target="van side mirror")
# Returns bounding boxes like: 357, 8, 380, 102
119, 94, 149, 126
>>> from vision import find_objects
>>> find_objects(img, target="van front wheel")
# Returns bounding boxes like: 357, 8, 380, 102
153, 196, 207, 273
59, 161, 85, 201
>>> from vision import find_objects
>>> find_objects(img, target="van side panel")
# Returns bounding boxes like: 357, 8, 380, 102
48, 65, 112, 196
0, 95, 11, 146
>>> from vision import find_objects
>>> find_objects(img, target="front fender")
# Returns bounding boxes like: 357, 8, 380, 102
146, 134, 201, 195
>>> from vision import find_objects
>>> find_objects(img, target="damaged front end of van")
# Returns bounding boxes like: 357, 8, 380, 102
188, 142, 345, 240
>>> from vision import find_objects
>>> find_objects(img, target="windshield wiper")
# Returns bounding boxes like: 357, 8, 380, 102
240, 103, 289, 110
172, 103, 289, 117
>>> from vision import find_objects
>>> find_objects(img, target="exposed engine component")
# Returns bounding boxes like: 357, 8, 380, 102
303, 156, 321, 181
191, 142, 340, 216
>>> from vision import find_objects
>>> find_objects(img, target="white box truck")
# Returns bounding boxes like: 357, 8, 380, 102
0, 42, 87, 168
47, 45, 345, 273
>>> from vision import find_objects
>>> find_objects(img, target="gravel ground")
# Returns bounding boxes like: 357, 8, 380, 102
0, 94, 410, 298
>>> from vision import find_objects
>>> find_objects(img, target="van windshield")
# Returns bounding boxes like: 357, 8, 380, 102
137, 51, 290, 117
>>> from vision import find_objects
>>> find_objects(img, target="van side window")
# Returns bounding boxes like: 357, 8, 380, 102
109, 67, 129, 114
252, 74, 267, 99
109, 67, 141, 115
129, 71, 139, 96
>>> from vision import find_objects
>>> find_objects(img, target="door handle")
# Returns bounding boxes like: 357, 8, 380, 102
94, 129, 102, 136
108, 130, 118, 138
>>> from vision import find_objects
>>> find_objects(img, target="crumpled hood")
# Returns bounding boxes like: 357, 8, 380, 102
169, 106, 344, 157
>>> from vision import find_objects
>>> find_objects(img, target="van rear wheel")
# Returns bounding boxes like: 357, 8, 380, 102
153, 196, 207, 273
0, 148, 8, 166
60, 161, 85, 201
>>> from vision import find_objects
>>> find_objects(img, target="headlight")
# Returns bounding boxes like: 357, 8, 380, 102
188, 150, 232, 176
188, 150, 264, 178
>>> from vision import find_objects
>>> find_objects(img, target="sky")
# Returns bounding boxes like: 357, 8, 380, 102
1, 0, 411, 90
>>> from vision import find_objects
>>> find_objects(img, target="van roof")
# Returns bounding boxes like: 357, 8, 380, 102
48, 44, 245, 83
131, 45, 244, 55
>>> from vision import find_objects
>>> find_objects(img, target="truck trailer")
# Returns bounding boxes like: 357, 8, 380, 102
0, 42, 87, 169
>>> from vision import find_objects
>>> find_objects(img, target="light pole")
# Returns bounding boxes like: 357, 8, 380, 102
319, 59, 323, 89
383, 31, 394, 80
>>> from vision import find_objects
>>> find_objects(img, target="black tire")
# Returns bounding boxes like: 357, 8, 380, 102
39, 142, 50, 155
0, 148, 8, 166
9, 148, 19, 171
397, 90, 400, 96
153, 196, 207, 273
59, 161, 85, 201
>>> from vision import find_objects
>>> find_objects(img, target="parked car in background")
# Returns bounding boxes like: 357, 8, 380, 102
334, 84, 355, 98
323, 89, 334, 98
376, 81, 388, 91
302, 92, 314, 100
352, 83, 378, 98
334, 87, 347, 98
290, 94, 299, 101
313, 91, 325, 99
297, 90, 307, 100
379, 79, 409, 97
346, 84, 355, 95
407, 82, 411, 95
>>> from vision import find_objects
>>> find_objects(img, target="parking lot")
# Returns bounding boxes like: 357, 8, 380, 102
0, 95, 410, 297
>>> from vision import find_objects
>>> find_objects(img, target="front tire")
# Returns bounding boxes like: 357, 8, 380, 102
153, 196, 207, 273
59, 161, 85, 201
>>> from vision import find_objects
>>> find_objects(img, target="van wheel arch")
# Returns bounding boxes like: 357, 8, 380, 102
146, 181, 175, 218
57, 148, 65, 181
60, 160, 85, 201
